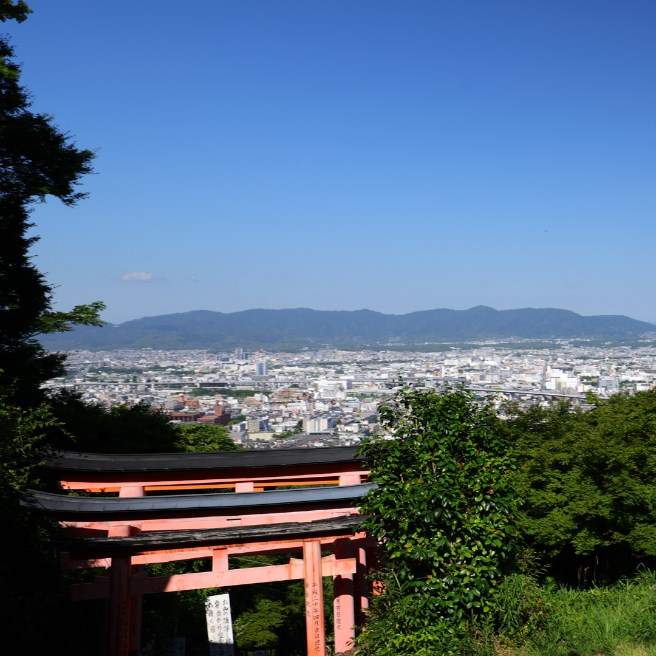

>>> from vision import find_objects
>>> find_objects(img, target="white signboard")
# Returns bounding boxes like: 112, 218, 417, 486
205, 593, 235, 656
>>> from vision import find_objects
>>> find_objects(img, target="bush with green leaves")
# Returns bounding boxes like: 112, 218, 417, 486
357, 386, 517, 655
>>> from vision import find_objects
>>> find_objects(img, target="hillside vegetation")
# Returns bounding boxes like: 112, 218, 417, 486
40, 306, 655, 351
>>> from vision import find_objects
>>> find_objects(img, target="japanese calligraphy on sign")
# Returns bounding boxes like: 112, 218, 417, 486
206, 593, 235, 656
305, 581, 323, 651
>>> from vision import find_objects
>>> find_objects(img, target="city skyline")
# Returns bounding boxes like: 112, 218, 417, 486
8, 1, 656, 324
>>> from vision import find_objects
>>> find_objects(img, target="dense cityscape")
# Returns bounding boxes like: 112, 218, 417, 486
45, 340, 656, 449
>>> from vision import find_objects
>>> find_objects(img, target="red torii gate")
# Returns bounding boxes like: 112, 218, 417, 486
26, 447, 374, 656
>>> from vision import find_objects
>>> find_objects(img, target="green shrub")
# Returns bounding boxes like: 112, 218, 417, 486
357, 386, 517, 655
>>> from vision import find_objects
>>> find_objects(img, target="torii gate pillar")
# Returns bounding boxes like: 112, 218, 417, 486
108, 553, 132, 656
333, 538, 356, 654
303, 539, 326, 656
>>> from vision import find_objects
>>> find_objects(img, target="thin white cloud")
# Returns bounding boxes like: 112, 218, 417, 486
120, 271, 157, 283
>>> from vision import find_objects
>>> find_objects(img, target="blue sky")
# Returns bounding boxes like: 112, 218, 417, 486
7, 1, 656, 324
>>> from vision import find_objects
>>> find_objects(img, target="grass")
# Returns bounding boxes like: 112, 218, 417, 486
492, 570, 656, 656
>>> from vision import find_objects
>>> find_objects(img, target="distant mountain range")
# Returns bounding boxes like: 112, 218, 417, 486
38, 307, 656, 351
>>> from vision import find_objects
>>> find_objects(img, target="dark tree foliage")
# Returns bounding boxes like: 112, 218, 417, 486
0, 0, 30, 23
46, 392, 240, 453
0, 391, 102, 656
47, 391, 181, 453
0, 14, 108, 653
0, 37, 101, 404
507, 390, 656, 583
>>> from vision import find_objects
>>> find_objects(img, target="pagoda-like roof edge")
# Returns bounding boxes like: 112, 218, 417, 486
44, 445, 365, 473
57, 515, 365, 554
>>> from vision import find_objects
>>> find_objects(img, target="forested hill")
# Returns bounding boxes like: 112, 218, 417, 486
38, 306, 655, 351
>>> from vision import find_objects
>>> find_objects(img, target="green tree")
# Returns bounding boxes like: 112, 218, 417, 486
173, 422, 239, 452
0, 1, 30, 23
47, 392, 182, 453
43, 394, 238, 455
0, 9, 116, 654
230, 574, 321, 654
0, 388, 59, 501
0, 35, 102, 404
233, 597, 287, 650
508, 390, 656, 582
357, 387, 517, 655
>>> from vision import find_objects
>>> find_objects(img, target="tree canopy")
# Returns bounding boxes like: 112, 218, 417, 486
173, 422, 239, 452
0, 18, 109, 653
507, 390, 656, 582
0, 36, 103, 404
0, 1, 30, 23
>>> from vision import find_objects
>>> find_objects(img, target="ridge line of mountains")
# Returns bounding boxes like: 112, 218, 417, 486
39, 306, 656, 351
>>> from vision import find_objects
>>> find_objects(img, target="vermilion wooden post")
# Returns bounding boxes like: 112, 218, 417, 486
109, 553, 131, 656
129, 570, 148, 655
333, 539, 355, 654
355, 543, 369, 624
212, 547, 229, 583
119, 485, 145, 497
303, 540, 326, 656
118, 480, 143, 654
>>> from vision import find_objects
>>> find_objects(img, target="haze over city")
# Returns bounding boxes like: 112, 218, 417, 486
9, 1, 656, 324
